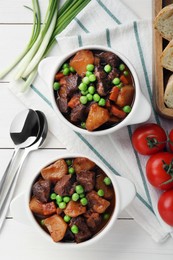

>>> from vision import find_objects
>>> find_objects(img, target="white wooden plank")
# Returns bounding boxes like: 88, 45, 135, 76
0, 218, 173, 260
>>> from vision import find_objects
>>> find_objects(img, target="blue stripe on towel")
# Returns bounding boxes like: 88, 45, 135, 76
133, 21, 160, 125
74, 17, 89, 33
96, 0, 121, 25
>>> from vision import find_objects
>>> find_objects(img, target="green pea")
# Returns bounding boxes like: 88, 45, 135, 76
89, 74, 96, 82
123, 70, 129, 76
63, 196, 71, 203
40, 219, 45, 225
71, 225, 79, 234
50, 193, 57, 200
80, 198, 88, 206
87, 93, 93, 101
103, 177, 111, 185
86, 71, 92, 77
64, 215, 71, 222
81, 90, 88, 96
53, 82, 60, 91
104, 64, 112, 73
97, 189, 104, 197
59, 202, 66, 209
68, 167, 75, 174
103, 213, 110, 220
82, 76, 90, 85
63, 67, 70, 75
81, 122, 86, 129
66, 159, 72, 166
123, 105, 132, 113
116, 82, 123, 89
119, 63, 125, 71
86, 64, 95, 72
79, 193, 85, 198
78, 82, 88, 91
75, 185, 84, 194
62, 63, 69, 69
112, 77, 120, 85
93, 93, 101, 102
98, 98, 106, 106
72, 193, 79, 201
69, 66, 75, 73
80, 96, 88, 105
56, 195, 63, 203
88, 86, 95, 94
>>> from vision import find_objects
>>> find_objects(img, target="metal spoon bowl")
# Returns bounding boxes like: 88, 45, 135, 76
0, 110, 48, 231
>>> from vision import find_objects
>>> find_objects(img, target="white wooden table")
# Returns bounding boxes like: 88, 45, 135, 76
0, 1, 173, 259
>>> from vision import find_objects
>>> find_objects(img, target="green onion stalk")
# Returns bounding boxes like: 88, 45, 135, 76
0, 0, 91, 91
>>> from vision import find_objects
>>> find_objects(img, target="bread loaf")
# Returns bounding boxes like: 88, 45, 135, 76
164, 74, 173, 108
160, 40, 173, 71
154, 4, 173, 41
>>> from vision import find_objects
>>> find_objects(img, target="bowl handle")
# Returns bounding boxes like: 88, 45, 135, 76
38, 56, 62, 86
114, 175, 136, 212
129, 94, 151, 125
10, 193, 30, 226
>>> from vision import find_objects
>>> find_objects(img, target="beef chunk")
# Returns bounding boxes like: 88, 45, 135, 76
95, 66, 110, 96
69, 216, 92, 243
57, 74, 79, 113
73, 157, 96, 174
54, 174, 75, 196
62, 229, 75, 242
44, 215, 67, 242
32, 179, 50, 203
85, 212, 102, 231
96, 51, 120, 67
86, 191, 110, 213
108, 67, 120, 82
70, 104, 86, 123
76, 170, 95, 192
64, 201, 86, 217
41, 159, 68, 183
95, 170, 114, 200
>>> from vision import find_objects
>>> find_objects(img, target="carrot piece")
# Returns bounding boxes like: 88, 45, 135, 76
120, 74, 129, 85
55, 72, 64, 81
111, 105, 126, 119
68, 95, 81, 109
109, 86, 120, 102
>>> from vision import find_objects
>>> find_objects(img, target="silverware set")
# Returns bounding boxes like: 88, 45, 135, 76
0, 109, 48, 230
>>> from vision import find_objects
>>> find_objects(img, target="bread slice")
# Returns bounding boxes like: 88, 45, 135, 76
160, 40, 173, 71
154, 4, 173, 41
164, 74, 173, 108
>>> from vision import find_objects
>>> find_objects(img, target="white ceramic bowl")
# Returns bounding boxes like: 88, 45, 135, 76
10, 153, 136, 248
38, 45, 151, 135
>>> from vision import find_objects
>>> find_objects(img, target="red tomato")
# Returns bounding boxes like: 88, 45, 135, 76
132, 123, 167, 155
158, 190, 173, 226
146, 152, 173, 190
168, 129, 173, 152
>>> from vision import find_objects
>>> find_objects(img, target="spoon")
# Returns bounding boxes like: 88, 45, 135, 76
0, 110, 48, 230
0, 109, 40, 192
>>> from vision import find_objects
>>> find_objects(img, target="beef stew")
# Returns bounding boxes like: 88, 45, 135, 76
53, 49, 135, 132
29, 157, 115, 244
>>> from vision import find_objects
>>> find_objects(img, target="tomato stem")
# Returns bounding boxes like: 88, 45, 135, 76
146, 136, 166, 148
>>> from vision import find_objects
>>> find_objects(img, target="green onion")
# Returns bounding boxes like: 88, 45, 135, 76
0, 0, 92, 91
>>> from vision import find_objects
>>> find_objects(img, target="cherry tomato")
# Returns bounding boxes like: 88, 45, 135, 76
146, 152, 173, 190
168, 129, 173, 152
132, 123, 167, 155
158, 190, 173, 226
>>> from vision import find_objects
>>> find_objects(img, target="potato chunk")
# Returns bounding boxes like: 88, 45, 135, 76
86, 103, 110, 131
64, 201, 86, 217
29, 197, 56, 216
116, 85, 134, 107
69, 50, 94, 76
41, 159, 68, 182
73, 157, 95, 174
44, 215, 67, 242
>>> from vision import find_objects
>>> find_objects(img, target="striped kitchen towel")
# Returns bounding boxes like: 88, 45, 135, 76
9, 0, 173, 242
